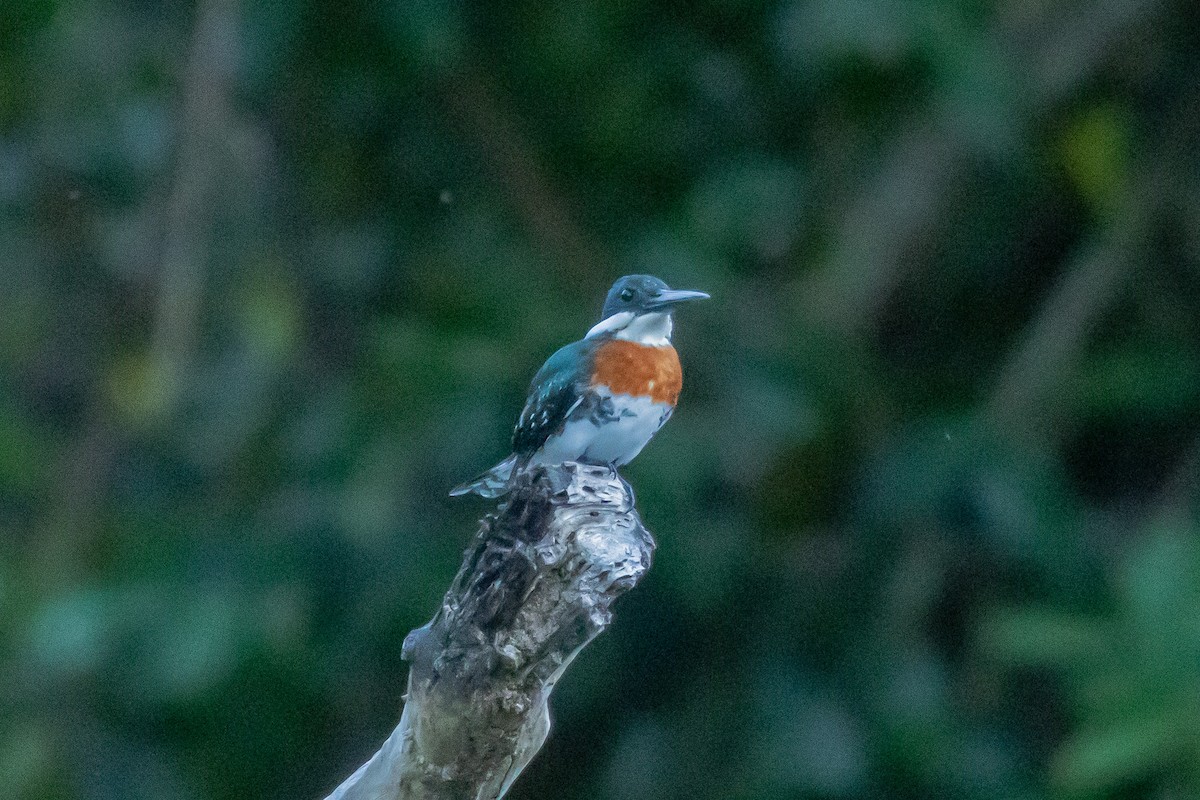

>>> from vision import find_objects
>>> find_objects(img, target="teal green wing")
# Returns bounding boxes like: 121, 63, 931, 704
511, 340, 592, 458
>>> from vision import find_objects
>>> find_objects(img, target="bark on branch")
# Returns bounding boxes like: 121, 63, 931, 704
325, 463, 655, 800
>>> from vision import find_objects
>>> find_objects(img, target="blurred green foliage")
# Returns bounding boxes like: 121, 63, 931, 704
2, 0, 1200, 799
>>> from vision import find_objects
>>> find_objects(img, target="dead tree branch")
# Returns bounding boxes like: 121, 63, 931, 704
324, 463, 655, 800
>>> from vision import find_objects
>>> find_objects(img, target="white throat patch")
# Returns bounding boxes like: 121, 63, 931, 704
585, 311, 673, 346
616, 312, 673, 345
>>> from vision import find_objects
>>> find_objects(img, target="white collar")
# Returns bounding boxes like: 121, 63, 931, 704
585, 311, 672, 346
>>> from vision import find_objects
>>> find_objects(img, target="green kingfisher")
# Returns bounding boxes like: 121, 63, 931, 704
451, 274, 709, 498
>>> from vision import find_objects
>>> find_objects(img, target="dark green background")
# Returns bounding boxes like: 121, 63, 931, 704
4, 0, 1200, 798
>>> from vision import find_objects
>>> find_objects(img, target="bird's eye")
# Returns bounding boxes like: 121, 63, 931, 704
620, 288, 636, 302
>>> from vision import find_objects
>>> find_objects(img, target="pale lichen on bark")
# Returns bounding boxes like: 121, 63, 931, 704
325, 462, 655, 800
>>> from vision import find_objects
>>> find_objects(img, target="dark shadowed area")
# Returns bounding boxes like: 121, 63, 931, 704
3, 1, 1200, 798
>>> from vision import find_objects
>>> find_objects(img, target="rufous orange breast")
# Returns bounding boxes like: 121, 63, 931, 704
590, 340, 682, 405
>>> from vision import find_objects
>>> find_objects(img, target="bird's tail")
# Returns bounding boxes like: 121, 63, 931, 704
449, 454, 520, 498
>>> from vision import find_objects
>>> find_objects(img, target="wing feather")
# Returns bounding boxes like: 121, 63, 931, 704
511, 340, 592, 458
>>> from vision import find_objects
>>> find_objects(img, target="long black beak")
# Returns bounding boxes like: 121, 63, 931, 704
646, 288, 710, 309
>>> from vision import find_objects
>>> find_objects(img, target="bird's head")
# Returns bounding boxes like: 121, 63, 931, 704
587, 275, 709, 345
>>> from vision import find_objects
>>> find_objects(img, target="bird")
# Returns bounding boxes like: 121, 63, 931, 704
451, 274, 709, 498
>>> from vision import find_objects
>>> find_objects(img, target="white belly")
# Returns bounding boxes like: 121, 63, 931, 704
533, 392, 671, 467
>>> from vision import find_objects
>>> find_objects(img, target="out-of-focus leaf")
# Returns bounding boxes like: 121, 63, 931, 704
774, 0, 916, 66
986, 524, 1200, 798
1119, 524, 1200, 623
0, 720, 53, 798
234, 270, 303, 364
978, 609, 1111, 668
1067, 346, 1200, 418
28, 587, 117, 677
1059, 104, 1129, 218
1050, 714, 1181, 796
0, 405, 51, 493
105, 350, 172, 428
